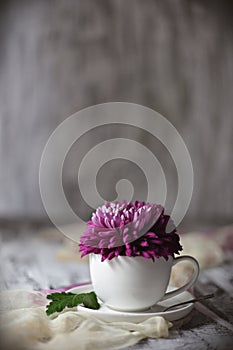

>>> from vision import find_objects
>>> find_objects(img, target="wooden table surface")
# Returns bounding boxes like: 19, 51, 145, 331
0, 223, 233, 350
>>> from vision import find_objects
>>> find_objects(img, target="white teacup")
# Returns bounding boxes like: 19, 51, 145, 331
89, 254, 199, 311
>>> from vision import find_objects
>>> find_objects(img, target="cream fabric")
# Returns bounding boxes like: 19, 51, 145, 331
0, 290, 171, 350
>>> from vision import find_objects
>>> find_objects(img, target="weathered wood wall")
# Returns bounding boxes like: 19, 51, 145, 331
0, 0, 233, 225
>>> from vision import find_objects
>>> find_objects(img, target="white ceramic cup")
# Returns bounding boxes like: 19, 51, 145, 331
89, 254, 199, 311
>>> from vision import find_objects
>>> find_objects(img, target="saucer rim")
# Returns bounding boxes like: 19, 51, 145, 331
66, 283, 194, 318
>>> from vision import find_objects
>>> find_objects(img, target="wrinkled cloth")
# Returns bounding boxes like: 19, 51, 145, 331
0, 290, 171, 350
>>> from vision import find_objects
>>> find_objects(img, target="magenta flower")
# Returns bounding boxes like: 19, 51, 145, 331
79, 201, 182, 261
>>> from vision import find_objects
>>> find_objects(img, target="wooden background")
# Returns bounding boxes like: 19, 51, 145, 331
0, 0, 233, 227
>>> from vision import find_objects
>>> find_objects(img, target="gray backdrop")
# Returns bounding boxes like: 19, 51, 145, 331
0, 0, 233, 227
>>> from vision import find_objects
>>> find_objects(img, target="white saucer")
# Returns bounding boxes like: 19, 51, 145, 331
67, 283, 194, 323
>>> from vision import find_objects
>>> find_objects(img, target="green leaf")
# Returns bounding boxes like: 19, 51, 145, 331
46, 291, 100, 316
83, 292, 100, 310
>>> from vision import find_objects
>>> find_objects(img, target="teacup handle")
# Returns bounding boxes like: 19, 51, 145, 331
160, 255, 200, 301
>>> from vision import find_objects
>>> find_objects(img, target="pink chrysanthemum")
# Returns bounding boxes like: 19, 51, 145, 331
79, 201, 182, 261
